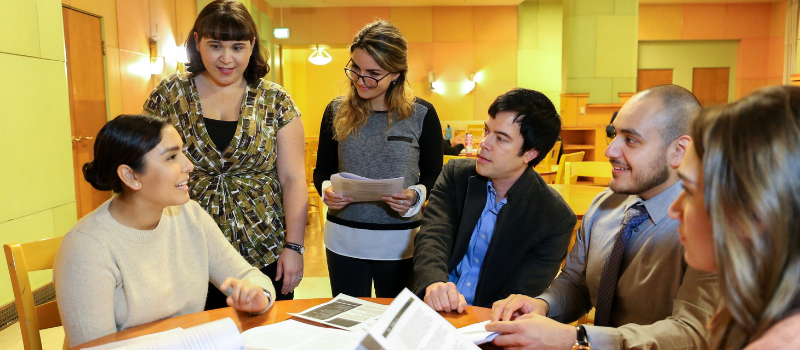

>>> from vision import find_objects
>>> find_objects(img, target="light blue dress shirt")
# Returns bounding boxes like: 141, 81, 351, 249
448, 181, 508, 305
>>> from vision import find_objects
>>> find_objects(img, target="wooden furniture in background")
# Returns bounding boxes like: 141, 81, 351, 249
791, 74, 800, 86
693, 67, 730, 107
554, 152, 586, 185
564, 162, 612, 198
443, 155, 461, 165
535, 140, 561, 183
4, 236, 65, 350
637, 69, 674, 91
63, 6, 111, 218
71, 298, 500, 350
304, 138, 324, 229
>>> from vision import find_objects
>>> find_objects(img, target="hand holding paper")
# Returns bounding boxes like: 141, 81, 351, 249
330, 173, 404, 202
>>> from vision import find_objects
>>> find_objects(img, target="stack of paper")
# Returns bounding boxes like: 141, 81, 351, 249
330, 173, 404, 202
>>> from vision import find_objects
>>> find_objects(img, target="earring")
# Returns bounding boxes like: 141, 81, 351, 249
134, 183, 139, 187
391, 80, 397, 85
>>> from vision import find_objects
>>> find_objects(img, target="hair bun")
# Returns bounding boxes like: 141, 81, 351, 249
82, 161, 112, 191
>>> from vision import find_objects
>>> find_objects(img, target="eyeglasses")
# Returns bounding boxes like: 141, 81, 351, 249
344, 59, 392, 88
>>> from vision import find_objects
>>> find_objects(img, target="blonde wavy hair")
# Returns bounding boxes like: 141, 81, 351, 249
692, 86, 800, 349
333, 20, 415, 141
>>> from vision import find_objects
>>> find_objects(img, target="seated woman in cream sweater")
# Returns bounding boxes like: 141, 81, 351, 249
54, 114, 275, 347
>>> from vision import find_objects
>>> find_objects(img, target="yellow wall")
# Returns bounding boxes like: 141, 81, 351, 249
0, 0, 77, 306
639, 2, 787, 98
277, 5, 519, 135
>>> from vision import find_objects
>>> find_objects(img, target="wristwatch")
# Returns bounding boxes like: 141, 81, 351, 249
572, 325, 591, 350
284, 242, 305, 255
410, 187, 422, 207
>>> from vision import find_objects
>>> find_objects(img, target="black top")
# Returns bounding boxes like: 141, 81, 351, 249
203, 117, 238, 152
313, 97, 444, 199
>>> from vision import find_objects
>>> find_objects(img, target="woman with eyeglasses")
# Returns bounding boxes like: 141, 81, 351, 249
143, 0, 306, 306
314, 20, 443, 298
668, 86, 800, 349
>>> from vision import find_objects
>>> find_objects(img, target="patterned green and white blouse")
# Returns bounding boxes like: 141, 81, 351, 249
143, 72, 301, 268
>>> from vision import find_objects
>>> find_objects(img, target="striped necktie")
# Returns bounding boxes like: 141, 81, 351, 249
593, 203, 649, 327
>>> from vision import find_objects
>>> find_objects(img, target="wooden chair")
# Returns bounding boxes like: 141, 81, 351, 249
304, 138, 324, 229
554, 152, 586, 185
443, 155, 461, 165
539, 140, 561, 171
564, 161, 612, 199
4, 236, 65, 350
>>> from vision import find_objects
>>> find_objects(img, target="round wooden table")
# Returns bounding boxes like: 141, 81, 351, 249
71, 298, 500, 349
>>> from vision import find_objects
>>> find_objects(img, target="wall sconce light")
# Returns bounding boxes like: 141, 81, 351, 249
149, 39, 164, 75
308, 46, 332, 65
462, 73, 477, 93
429, 72, 436, 91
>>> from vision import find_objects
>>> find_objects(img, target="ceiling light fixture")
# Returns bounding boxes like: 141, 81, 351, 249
308, 46, 332, 65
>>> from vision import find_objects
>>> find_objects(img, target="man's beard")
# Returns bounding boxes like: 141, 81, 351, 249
609, 153, 670, 196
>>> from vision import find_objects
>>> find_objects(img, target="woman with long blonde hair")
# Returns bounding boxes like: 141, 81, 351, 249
669, 85, 800, 349
314, 20, 443, 298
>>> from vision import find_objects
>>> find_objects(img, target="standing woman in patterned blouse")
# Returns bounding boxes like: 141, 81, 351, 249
143, 0, 306, 305
314, 21, 443, 298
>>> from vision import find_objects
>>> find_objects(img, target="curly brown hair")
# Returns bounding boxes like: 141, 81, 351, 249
185, 0, 269, 84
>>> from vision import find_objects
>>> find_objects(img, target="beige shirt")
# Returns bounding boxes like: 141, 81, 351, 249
538, 181, 719, 350
54, 199, 275, 346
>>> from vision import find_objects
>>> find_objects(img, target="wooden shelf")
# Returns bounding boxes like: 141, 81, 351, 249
564, 144, 595, 150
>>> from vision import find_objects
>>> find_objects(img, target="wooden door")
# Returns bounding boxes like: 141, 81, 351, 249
637, 69, 673, 91
693, 68, 730, 107
63, 7, 110, 218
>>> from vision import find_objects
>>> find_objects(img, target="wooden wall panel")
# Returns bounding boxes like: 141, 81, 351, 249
637, 69, 673, 92
693, 67, 730, 107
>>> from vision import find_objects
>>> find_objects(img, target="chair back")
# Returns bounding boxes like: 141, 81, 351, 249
564, 161, 612, 198
539, 140, 561, 169
554, 152, 585, 184
304, 138, 319, 186
443, 155, 461, 165
4, 236, 65, 350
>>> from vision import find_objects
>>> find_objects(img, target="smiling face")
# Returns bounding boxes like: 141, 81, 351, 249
476, 111, 537, 184
668, 142, 715, 271
195, 34, 253, 87
605, 95, 678, 199
348, 48, 399, 107
133, 126, 194, 208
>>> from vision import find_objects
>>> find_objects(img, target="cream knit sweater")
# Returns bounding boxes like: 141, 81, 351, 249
54, 199, 275, 346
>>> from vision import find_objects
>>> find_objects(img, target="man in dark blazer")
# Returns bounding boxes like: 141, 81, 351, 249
414, 88, 576, 311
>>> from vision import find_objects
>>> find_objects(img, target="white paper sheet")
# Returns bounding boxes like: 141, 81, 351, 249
98, 318, 243, 350
457, 321, 499, 345
330, 173, 404, 202
241, 320, 366, 350
82, 328, 184, 350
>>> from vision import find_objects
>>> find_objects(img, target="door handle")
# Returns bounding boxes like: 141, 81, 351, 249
72, 136, 94, 142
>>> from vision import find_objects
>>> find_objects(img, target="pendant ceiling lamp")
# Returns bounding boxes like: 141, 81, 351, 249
308, 46, 332, 65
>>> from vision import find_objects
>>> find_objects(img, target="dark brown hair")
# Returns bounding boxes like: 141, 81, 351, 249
83, 115, 169, 193
692, 85, 800, 349
185, 0, 269, 84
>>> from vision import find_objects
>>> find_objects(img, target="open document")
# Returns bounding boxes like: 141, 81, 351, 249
85, 318, 243, 350
288, 294, 389, 332
364, 289, 481, 350
330, 173, 404, 202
